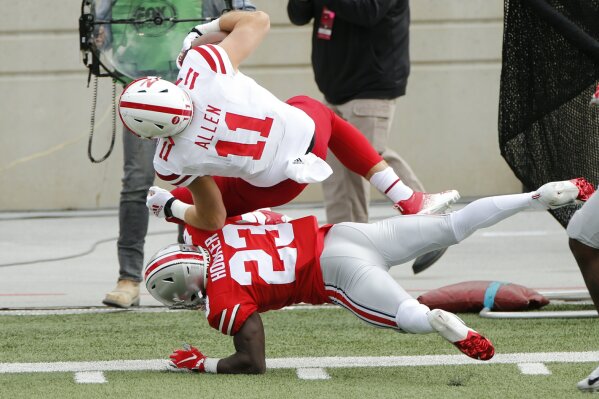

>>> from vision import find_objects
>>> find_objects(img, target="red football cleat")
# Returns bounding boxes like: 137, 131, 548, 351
427, 309, 495, 361
571, 177, 595, 201
453, 330, 495, 361
533, 178, 595, 209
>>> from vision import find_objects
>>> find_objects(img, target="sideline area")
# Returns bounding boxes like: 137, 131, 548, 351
0, 201, 589, 309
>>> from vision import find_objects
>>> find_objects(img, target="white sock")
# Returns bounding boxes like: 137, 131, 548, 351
395, 299, 434, 334
369, 167, 414, 203
449, 192, 535, 242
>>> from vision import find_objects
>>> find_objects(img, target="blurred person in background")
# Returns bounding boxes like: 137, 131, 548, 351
103, 0, 256, 309
286, 0, 445, 274
126, 11, 461, 237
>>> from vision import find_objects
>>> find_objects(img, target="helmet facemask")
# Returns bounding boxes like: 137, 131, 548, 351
144, 243, 210, 310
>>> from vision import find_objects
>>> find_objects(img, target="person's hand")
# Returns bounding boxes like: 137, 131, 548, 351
176, 30, 201, 68
176, 19, 221, 68
236, 209, 292, 225
258, 209, 292, 224
169, 344, 207, 372
146, 186, 175, 219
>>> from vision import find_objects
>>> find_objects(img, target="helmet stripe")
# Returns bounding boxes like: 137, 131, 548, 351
120, 101, 192, 117
144, 252, 205, 280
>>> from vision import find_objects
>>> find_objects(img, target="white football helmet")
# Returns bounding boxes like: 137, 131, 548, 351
144, 243, 210, 309
118, 77, 193, 139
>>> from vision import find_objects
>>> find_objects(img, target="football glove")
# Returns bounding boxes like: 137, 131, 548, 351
176, 19, 221, 68
146, 186, 176, 219
169, 343, 207, 372
235, 209, 292, 225
177, 30, 201, 68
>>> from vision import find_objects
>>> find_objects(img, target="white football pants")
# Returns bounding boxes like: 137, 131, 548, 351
319, 192, 537, 333
567, 191, 599, 249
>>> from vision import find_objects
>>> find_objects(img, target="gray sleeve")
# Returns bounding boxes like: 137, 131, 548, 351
232, 0, 256, 11
203, 0, 256, 18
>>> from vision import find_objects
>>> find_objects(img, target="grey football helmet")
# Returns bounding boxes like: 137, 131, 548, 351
144, 243, 210, 310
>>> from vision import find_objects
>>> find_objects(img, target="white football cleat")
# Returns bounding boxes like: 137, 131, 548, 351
533, 178, 595, 209
427, 309, 495, 360
395, 190, 460, 215
577, 365, 599, 392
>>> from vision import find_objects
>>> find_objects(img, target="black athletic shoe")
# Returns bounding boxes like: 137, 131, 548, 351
578, 365, 599, 392
412, 247, 448, 274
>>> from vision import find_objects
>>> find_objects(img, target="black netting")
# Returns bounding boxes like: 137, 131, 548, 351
499, 0, 599, 227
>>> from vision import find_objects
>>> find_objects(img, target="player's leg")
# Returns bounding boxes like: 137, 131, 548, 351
322, 99, 399, 224
104, 129, 156, 308
328, 98, 445, 273
320, 226, 494, 360
567, 191, 599, 311
321, 97, 370, 223
319, 230, 432, 333
451, 178, 593, 242
340, 180, 593, 268
288, 95, 459, 215
380, 146, 448, 274
567, 192, 599, 392
212, 176, 307, 216
169, 177, 306, 219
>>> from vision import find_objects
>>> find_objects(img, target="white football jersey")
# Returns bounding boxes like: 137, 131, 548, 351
153, 44, 321, 187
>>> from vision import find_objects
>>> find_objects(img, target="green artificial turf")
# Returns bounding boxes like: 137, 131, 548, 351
0, 304, 597, 398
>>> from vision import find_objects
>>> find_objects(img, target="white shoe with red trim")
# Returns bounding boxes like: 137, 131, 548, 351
395, 190, 460, 215
533, 178, 595, 209
427, 309, 495, 361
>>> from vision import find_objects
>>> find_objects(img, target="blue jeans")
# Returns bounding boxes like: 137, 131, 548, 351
117, 129, 156, 282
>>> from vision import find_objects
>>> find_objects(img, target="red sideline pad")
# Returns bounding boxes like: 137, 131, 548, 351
417, 281, 549, 313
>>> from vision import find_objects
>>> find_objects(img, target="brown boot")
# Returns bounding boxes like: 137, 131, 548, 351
103, 280, 140, 308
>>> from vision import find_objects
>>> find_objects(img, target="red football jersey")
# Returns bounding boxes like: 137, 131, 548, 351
185, 216, 332, 335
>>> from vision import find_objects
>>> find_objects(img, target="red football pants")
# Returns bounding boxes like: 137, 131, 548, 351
178, 96, 383, 215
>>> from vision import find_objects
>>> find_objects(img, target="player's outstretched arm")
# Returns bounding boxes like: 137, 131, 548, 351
177, 10, 268, 70
146, 182, 225, 230
231, 209, 292, 225
168, 313, 266, 374
184, 176, 227, 231
218, 11, 270, 71
217, 312, 266, 374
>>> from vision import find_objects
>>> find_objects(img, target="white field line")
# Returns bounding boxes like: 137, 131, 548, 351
1, 351, 599, 374
518, 363, 551, 375
296, 368, 330, 380
74, 371, 106, 383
